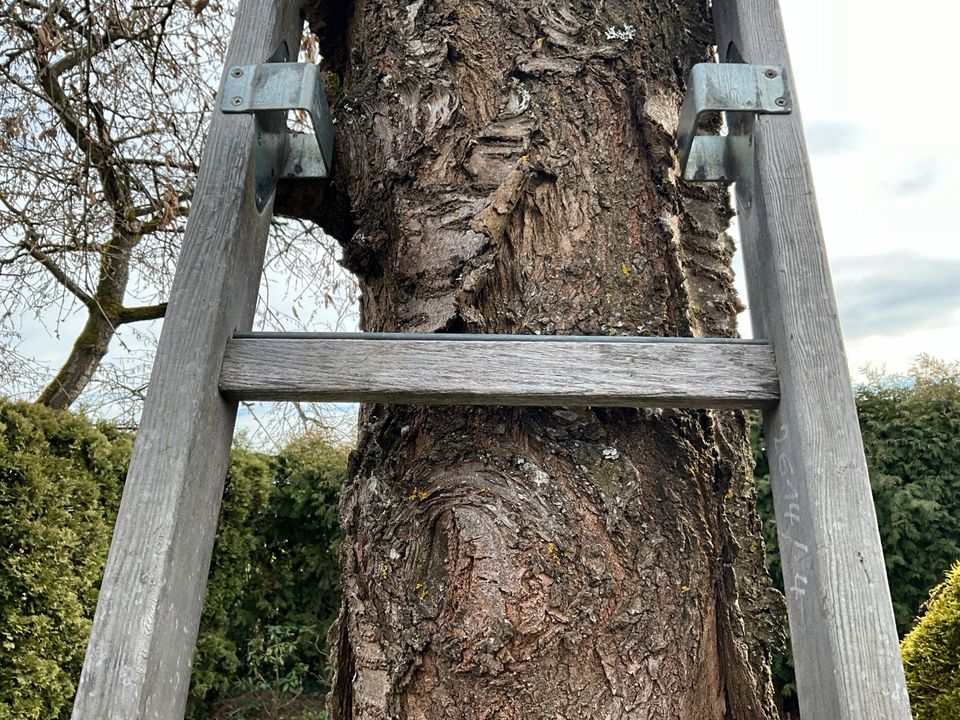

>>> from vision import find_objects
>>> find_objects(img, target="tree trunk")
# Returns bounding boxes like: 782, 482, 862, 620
307, 1, 782, 717
37, 311, 115, 409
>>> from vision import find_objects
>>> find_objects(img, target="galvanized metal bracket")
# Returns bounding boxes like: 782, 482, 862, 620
221, 62, 334, 209
678, 63, 791, 183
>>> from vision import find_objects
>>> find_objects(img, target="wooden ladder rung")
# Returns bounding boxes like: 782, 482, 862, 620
219, 333, 780, 408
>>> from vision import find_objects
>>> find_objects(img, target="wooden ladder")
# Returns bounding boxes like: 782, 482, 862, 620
71, 0, 913, 718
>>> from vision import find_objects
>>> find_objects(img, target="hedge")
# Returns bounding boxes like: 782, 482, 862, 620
901, 562, 960, 719
0, 399, 346, 720
0, 401, 128, 720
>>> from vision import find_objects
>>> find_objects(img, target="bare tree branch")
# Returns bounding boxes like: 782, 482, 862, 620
21, 233, 95, 308
0, 0, 357, 433
116, 302, 166, 324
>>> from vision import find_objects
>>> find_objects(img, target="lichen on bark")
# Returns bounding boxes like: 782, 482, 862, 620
303, 1, 782, 717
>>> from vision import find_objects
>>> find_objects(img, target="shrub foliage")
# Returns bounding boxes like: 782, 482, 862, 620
901, 561, 960, 719
193, 434, 347, 718
856, 359, 960, 631
0, 401, 128, 719
0, 399, 346, 720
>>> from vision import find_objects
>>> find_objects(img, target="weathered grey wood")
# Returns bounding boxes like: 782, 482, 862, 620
219, 337, 780, 408
71, 3, 303, 719
713, 2, 912, 718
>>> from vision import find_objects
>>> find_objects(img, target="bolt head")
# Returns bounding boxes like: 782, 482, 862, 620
775, 97, 787, 107
230, 67, 244, 77
764, 69, 778, 79
231, 96, 243, 106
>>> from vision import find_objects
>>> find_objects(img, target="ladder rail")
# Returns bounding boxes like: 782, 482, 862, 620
71, 1, 303, 718
713, 1, 911, 718
219, 335, 780, 408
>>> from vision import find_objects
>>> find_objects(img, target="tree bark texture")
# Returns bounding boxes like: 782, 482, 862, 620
305, 1, 782, 717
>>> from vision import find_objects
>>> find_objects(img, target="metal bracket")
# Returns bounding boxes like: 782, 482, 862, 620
221, 62, 334, 209
678, 63, 791, 183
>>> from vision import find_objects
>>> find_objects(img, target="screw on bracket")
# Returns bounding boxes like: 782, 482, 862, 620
677, 63, 792, 183
220, 62, 335, 208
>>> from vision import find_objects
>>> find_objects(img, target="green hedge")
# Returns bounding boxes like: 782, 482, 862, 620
192, 434, 346, 718
857, 359, 960, 632
901, 562, 960, 719
0, 399, 346, 720
0, 401, 128, 720
189, 448, 278, 711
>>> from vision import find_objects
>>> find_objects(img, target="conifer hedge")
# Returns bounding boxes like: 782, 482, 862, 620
901, 561, 960, 719
0, 399, 346, 720
0, 401, 128, 720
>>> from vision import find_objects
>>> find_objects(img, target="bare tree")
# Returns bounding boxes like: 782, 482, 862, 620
1, 0, 221, 407
0, 0, 356, 431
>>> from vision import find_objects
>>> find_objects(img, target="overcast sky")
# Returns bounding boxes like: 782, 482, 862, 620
763, 0, 960, 377
13, 0, 956, 432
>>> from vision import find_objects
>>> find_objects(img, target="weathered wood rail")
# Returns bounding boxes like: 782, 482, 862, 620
712, 1, 912, 718
219, 335, 779, 407
71, 1, 303, 718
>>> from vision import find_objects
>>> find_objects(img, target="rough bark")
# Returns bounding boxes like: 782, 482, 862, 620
304, 1, 782, 717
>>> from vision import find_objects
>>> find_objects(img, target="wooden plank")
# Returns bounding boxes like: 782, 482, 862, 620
71, 3, 304, 719
712, 2, 912, 718
219, 337, 780, 408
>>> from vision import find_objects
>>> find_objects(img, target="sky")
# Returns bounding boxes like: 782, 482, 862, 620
762, 0, 960, 377
10, 0, 959, 434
